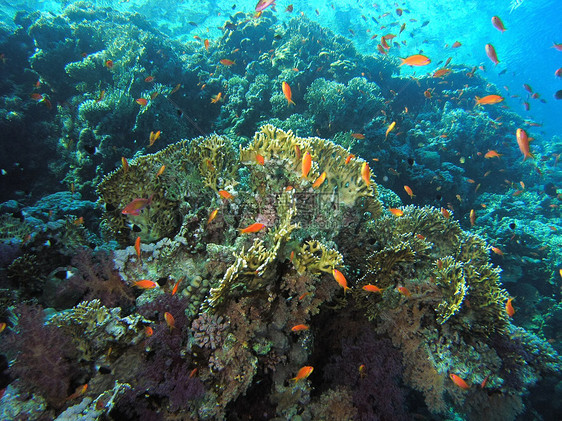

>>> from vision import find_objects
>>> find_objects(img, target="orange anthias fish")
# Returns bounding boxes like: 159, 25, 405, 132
256, 153, 265, 165
133, 280, 158, 289
484, 150, 502, 159
291, 324, 309, 332
155, 165, 166, 178
363, 284, 383, 293
332, 269, 350, 294
516, 128, 534, 161
135, 236, 141, 259
475, 95, 504, 105
211, 92, 223, 103
282, 81, 296, 106
171, 277, 182, 295
399, 54, 431, 66
144, 326, 154, 336
240, 222, 265, 233
292, 366, 314, 382
397, 286, 411, 297
433, 68, 451, 78
450, 373, 470, 390
164, 312, 175, 330
218, 190, 234, 200
441, 208, 451, 218
105, 59, 114, 69
388, 207, 404, 217
135, 98, 148, 106
469, 209, 476, 226
207, 208, 219, 225
219, 59, 235, 66
485, 44, 500, 65
361, 162, 371, 186
0, 323, 6, 333
149, 130, 161, 146
144, 76, 155, 83
506, 297, 515, 317
204, 39, 210, 51
302, 151, 312, 178
345, 154, 355, 164
491, 16, 506, 32
491, 246, 504, 256
312, 172, 327, 188
122, 196, 153, 216
351, 133, 365, 139
66, 384, 88, 401
404, 185, 415, 198
385, 121, 396, 140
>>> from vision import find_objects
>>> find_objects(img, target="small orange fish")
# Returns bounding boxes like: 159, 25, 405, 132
218, 190, 234, 200
351, 133, 365, 139
121, 157, 129, 173
291, 324, 309, 332
441, 208, 451, 219
170, 83, 181, 94
211, 92, 223, 103
133, 280, 158, 289
204, 39, 210, 51
282, 81, 296, 106
385, 121, 396, 140
105, 59, 114, 69
302, 151, 312, 178
66, 384, 88, 401
292, 366, 314, 382
256, 153, 265, 165
388, 208, 404, 217
505, 297, 515, 317
361, 162, 371, 186
397, 286, 411, 297
475, 95, 503, 105
433, 68, 451, 78
240, 222, 265, 233
332, 269, 350, 294
450, 373, 470, 389
485, 43, 499, 65
469, 209, 476, 226
135, 236, 141, 259
363, 284, 383, 293
135, 98, 148, 106
171, 277, 182, 295
122, 196, 153, 216
144, 76, 155, 83
484, 150, 502, 159
219, 58, 235, 66
491, 246, 504, 256
144, 326, 154, 336
345, 154, 355, 164
516, 128, 534, 161
404, 185, 414, 198
312, 172, 327, 188
164, 312, 175, 330
0, 323, 6, 333
452, 41, 462, 48
481, 375, 489, 388
358, 364, 366, 378
149, 130, 161, 146
155, 165, 166, 178
399, 54, 431, 66
207, 208, 219, 225
491, 16, 506, 32
73, 216, 84, 225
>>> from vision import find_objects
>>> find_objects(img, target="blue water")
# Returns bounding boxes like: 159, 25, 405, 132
0, 1, 561, 420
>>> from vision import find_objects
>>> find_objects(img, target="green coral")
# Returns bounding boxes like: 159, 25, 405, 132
434, 257, 468, 324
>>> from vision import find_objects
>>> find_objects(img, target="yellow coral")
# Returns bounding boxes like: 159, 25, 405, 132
292, 240, 343, 275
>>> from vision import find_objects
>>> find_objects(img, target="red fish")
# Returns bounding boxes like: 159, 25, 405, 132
292, 366, 313, 382
105, 59, 114, 69
491, 16, 506, 32
219, 59, 235, 66
122, 195, 153, 215
204, 39, 210, 52
333, 269, 350, 293
144, 76, 155, 83
516, 128, 534, 161
135, 236, 141, 259
282, 81, 295, 106
485, 44, 500, 65
450, 373, 470, 389
506, 297, 515, 317
133, 280, 158, 289
144, 326, 153, 336
291, 324, 309, 331
240, 222, 265, 233
475, 95, 503, 105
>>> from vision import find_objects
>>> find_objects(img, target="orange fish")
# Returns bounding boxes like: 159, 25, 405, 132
204, 39, 210, 51
135, 236, 141, 259
170, 83, 181, 94
484, 150, 502, 159
481, 375, 489, 388
441, 207, 451, 218
475, 95, 504, 105
332, 269, 350, 294
491, 246, 504, 256
351, 133, 365, 139
491, 16, 506, 32
0, 323, 6, 333
171, 277, 182, 295
302, 151, 312, 178
66, 384, 88, 401
144, 326, 154, 336
144, 76, 155, 83
312, 171, 327, 188
291, 324, 309, 332
452, 41, 462, 48
361, 162, 371, 186
292, 366, 314, 382
240, 222, 265, 233
218, 190, 234, 200
122, 196, 153, 216
450, 373, 470, 389
149, 130, 161, 146
155, 165, 166, 178
345, 154, 355, 164
211, 92, 223, 103
73, 216, 84, 225
433, 68, 451, 78
505, 298, 515, 317
133, 280, 158, 289
256, 153, 265, 165
358, 364, 366, 378
385, 121, 396, 140
516, 128, 534, 161
135, 98, 148, 106
363, 284, 383, 293
404, 185, 415, 198
485, 44, 499, 65
388, 208, 404, 217
282, 81, 295, 106
105, 59, 114, 69
207, 208, 219, 224
469, 209, 476, 226
399, 54, 431, 66
220, 58, 235, 66
397, 286, 411, 297
164, 312, 175, 330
